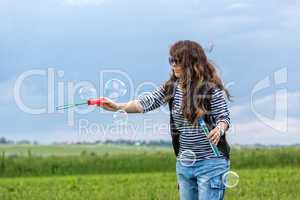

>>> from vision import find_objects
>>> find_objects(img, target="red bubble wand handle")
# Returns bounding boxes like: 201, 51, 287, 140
87, 98, 105, 106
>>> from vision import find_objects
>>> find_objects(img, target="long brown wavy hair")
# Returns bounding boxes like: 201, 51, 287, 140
163, 40, 232, 126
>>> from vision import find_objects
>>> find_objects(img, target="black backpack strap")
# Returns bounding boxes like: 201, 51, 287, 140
168, 81, 180, 157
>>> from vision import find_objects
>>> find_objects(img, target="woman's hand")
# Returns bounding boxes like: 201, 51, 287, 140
207, 127, 221, 145
98, 97, 120, 111
98, 98, 144, 113
208, 121, 228, 145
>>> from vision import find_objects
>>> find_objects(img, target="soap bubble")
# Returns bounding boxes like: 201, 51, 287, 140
204, 41, 215, 53
113, 110, 128, 126
222, 171, 239, 188
104, 79, 127, 100
179, 150, 196, 167
79, 86, 97, 100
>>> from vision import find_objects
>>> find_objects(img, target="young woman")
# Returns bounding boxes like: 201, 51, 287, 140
99, 40, 231, 200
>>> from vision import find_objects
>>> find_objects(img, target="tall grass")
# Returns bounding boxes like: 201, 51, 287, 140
0, 146, 299, 177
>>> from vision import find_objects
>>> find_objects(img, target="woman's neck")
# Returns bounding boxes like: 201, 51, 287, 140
177, 79, 183, 89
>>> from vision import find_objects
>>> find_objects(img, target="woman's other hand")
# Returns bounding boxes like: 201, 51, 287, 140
207, 127, 221, 145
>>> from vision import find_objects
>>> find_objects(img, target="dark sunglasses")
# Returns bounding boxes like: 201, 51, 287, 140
168, 57, 180, 65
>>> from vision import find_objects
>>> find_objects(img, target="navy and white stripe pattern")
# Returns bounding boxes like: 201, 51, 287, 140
137, 84, 231, 160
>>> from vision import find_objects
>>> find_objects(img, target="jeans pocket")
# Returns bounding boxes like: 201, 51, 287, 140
209, 174, 226, 190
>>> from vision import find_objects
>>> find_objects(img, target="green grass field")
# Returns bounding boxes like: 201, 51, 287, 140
0, 145, 299, 200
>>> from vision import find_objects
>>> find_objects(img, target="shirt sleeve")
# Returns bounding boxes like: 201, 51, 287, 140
136, 84, 167, 113
210, 88, 231, 128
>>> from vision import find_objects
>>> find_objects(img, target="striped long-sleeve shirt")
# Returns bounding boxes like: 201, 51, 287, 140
137, 83, 231, 160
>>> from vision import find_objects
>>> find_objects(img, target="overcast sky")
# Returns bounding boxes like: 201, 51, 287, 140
1, 0, 299, 145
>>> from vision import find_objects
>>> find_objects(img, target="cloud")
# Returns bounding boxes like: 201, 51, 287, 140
227, 117, 300, 145
231, 91, 300, 118
225, 2, 252, 11
280, 4, 300, 32
227, 90, 300, 144
63, 0, 108, 7
0, 79, 14, 104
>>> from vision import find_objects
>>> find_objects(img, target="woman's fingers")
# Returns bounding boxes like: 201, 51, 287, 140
208, 128, 220, 145
212, 137, 220, 145
99, 98, 117, 111
100, 98, 113, 110
207, 128, 217, 140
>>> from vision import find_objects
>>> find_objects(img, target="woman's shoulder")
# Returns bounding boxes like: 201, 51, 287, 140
206, 83, 226, 100
211, 87, 224, 95
203, 82, 223, 94
209, 86, 229, 104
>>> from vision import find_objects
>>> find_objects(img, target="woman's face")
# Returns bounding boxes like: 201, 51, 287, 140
169, 56, 184, 78
172, 64, 184, 78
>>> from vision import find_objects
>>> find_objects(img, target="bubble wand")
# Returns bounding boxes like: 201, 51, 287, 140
56, 98, 105, 110
198, 118, 220, 157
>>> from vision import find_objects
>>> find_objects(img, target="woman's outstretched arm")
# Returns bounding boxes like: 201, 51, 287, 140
97, 98, 144, 113
118, 100, 144, 113
99, 84, 167, 113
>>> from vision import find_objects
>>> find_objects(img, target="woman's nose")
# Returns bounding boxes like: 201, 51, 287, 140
171, 63, 178, 68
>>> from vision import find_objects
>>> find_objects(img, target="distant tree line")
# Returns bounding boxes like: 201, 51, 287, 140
54, 139, 173, 147
2, 136, 300, 148
0, 137, 38, 145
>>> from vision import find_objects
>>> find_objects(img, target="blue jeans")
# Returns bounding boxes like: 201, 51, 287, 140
176, 157, 230, 200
